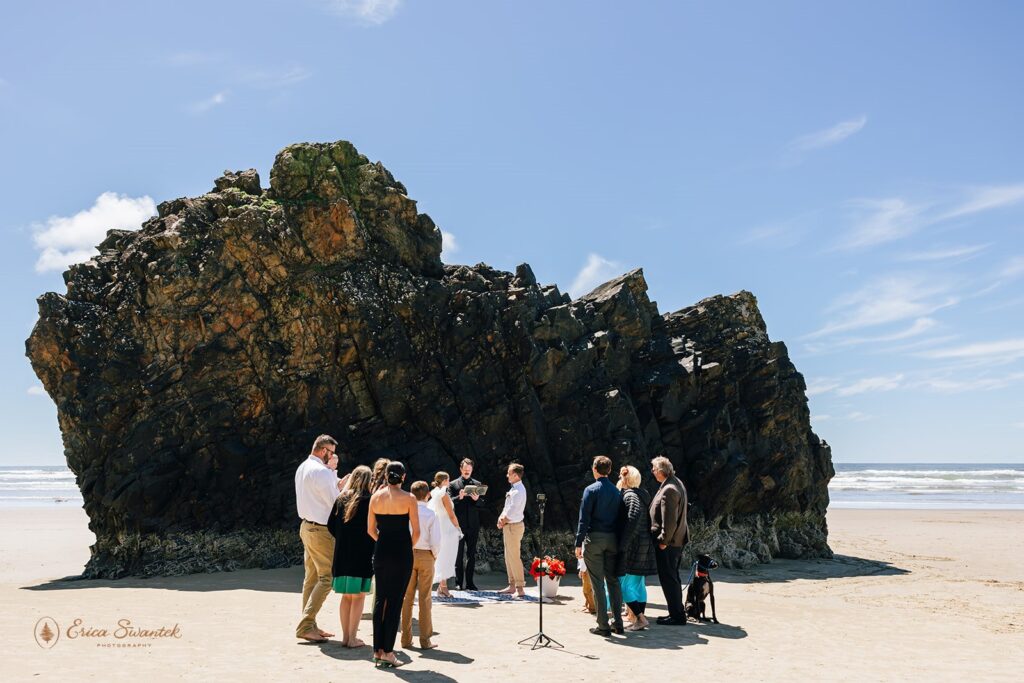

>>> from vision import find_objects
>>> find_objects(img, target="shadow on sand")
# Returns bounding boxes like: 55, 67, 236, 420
715, 554, 909, 584
318, 641, 463, 680
21, 565, 307, 593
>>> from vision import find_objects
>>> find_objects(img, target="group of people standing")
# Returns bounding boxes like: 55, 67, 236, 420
575, 454, 690, 635
293, 434, 531, 669
294, 434, 690, 667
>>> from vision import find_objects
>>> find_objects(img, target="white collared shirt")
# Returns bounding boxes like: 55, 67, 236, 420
502, 480, 527, 523
294, 455, 340, 525
413, 501, 441, 555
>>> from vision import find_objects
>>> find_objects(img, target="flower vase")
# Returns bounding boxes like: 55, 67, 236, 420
536, 575, 561, 599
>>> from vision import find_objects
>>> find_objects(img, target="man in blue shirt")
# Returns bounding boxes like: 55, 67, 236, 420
575, 455, 625, 636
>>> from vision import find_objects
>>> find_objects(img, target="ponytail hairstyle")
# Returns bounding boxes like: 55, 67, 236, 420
340, 465, 372, 522
433, 471, 450, 489
385, 461, 406, 486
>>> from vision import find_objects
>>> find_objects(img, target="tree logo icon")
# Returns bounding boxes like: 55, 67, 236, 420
34, 617, 60, 649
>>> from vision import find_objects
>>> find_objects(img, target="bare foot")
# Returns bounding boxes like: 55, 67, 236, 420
298, 630, 327, 643
515, 589, 527, 598
420, 642, 438, 650
496, 586, 515, 594
317, 628, 335, 638
346, 638, 366, 648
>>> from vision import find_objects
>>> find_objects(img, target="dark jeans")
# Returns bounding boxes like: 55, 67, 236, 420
584, 531, 622, 630
655, 544, 684, 619
455, 525, 479, 587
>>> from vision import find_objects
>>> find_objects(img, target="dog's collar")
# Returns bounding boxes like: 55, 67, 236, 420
696, 570, 709, 578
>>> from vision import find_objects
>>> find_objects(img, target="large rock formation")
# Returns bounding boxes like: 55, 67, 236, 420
27, 141, 834, 578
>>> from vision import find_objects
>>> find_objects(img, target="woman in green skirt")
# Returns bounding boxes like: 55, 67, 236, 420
328, 465, 375, 647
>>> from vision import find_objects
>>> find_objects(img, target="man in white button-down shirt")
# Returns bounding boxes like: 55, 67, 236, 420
496, 462, 527, 597
294, 434, 342, 642
401, 481, 442, 650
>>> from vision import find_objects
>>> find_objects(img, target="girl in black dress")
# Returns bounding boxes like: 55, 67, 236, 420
328, 465, 374, 648
367, 461, 420, 668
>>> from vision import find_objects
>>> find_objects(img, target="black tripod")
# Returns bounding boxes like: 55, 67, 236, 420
517, 493, 563, 650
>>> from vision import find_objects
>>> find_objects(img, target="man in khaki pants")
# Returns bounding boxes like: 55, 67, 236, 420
496, 462, 527, 597
401, 481, 441, 649
294, 434, 342, 642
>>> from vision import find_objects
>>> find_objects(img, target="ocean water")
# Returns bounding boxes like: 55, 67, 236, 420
829, 463, 1024, 510
4, 463, 1024, 510
0, 466, 82, 506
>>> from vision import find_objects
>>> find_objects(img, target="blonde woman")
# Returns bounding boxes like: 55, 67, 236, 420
328, 465, 374, 647
428, 472, 463, 597
615, 465, 657, 630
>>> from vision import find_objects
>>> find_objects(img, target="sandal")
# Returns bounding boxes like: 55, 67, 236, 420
376, 655, 401, 668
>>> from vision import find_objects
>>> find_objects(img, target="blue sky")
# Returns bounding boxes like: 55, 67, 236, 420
2, 1, 1022, 466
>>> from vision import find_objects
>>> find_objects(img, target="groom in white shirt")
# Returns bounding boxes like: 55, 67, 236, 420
497, 462, 527, 597
294, 434, 343, 642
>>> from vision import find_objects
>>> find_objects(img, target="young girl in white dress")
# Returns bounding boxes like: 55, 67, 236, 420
428, 472, 463, 597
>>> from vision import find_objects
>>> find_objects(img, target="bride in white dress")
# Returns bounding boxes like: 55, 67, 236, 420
428, 472, 463, 597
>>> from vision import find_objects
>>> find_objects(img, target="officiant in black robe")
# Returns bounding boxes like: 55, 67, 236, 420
447, 458, 485, 590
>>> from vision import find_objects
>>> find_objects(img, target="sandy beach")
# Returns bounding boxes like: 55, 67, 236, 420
2, 506, 1021, 682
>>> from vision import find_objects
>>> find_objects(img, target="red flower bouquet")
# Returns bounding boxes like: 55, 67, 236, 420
529, 555, 567, 580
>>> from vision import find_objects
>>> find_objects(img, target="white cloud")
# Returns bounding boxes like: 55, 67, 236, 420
791, 115, 867, 152
834, 198, 925, 250
920, 338, 1024, 363
440, 231, 459, 261
187, 91, 227, 114
238, 66, 312, 89
999, 256, 1024, 280
738, 217, 808, 248
835, 374, 904, 397
807, 275, 959, 338
833, 183, 1024, 252
918, 372, 1024, 393
898, 243, 991, 262
983, 296, 1024, 314
805, 378, 842, 397
938, 183, 1024, 221
812, 317, 938, 352
570, 253, 622, 298
33, 192, 156, 273
27, 385, 47, 396
164, 51, 219, 67
813, 411, 871, 422
323, 0, 402, 24
1014, 421, 1024, 430
876, 334, 960, 355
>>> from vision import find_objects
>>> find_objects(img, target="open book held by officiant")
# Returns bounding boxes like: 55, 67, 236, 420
462, 485, 488, 497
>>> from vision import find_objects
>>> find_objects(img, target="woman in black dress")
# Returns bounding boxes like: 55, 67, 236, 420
367, 461, 420, 668
328, 465, 374, 648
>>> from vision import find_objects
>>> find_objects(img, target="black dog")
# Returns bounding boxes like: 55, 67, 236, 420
685, 554, 719, 623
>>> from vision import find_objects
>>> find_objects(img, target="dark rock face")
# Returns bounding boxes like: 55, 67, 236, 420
27, 141, 833, 577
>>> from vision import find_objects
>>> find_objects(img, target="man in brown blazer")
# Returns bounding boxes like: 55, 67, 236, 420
649, 455, 688, 625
